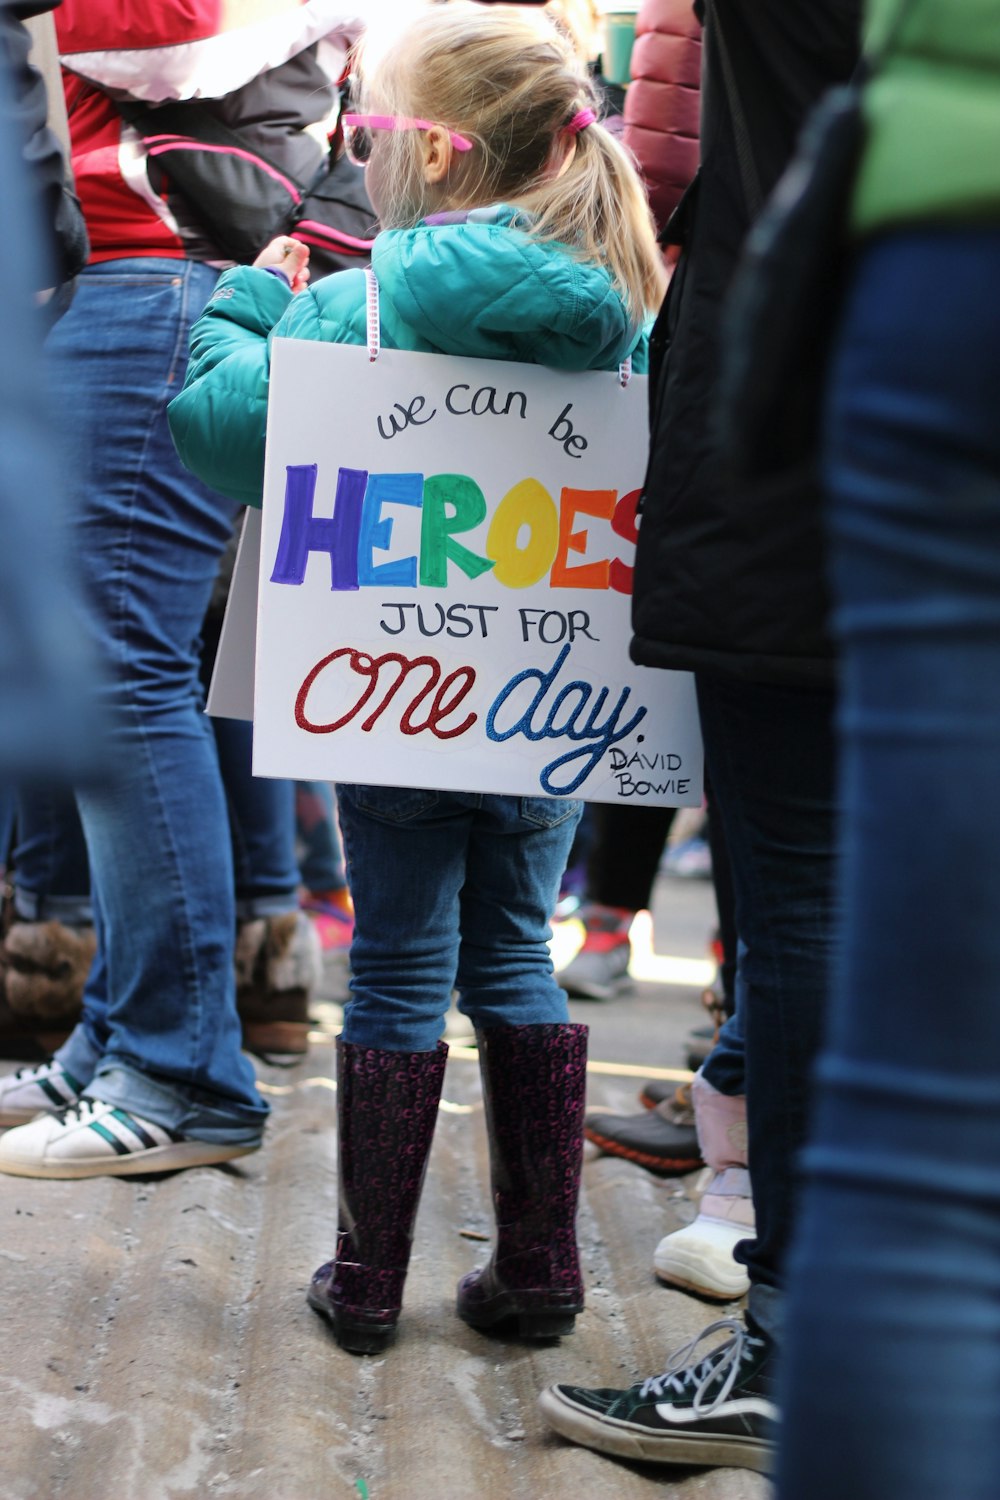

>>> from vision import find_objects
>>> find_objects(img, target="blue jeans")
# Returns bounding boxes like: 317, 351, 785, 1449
701, 954, 746, 1097
778, 229, 1000, 1500
213, 717, 299, 920
12, 786, 92, 924
695, 673, 838, 1337
14, 723, 300, 924
0, 72, 102, 784
295, 780, 346, 892
46, 259, 267, 1144
336, 785, 582, 1050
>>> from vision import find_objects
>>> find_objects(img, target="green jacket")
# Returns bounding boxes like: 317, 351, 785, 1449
168, 206, 648, 507
854, 0, 1000, 235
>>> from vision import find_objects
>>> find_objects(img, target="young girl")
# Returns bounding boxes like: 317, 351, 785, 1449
169, 1, 665, 1354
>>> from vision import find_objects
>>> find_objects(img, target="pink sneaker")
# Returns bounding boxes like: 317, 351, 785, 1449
301, 889, 354, 952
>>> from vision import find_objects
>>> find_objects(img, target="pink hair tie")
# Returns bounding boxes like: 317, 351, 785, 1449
565, 108, 596, 135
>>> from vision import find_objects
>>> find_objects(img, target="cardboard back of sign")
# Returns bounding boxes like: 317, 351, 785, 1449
211, 339, 703, 807
206, 507, 261, 723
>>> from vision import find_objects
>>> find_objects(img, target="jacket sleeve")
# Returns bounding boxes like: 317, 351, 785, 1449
622, 0, 701, 234
169, 264, 364, 506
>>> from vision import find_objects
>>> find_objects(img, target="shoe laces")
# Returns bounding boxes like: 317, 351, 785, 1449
54, 1097, 101, 1125
639, 1317, 761, 1416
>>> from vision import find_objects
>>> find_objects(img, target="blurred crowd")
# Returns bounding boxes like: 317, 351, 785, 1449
0, 1, 997, 1495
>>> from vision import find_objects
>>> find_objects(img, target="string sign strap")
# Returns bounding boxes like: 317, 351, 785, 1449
365, 266, 381, 361
619, 354, 632, 388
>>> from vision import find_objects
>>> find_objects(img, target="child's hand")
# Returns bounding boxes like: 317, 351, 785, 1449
253, 236, 311, 293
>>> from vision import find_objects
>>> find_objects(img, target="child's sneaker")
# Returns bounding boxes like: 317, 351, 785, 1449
653, 1168, 754, 1300
0, 1059, 86, 1127
0, 1097, 259, 1178
557, 903, 634, 1000
661, 836, 713, 879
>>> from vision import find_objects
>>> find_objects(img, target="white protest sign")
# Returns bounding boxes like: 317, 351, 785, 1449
250, 339, 702, 805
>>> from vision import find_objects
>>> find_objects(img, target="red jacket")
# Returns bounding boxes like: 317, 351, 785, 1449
622, 0, 701, 233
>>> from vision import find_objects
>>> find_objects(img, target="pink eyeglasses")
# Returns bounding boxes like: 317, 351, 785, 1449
341, 114, 474, 166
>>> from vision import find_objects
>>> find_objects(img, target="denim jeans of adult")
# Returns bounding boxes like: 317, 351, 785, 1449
294, 781, 347, 892
777, 229, 1000, 1500
336, 785, 582, 1051
13, 723, 301, 926
212, 716, 299, 921
12, 785, 92, 925
695, 672, 838, 1339
700, 952, 746, 1097
46, 259, 267, 1144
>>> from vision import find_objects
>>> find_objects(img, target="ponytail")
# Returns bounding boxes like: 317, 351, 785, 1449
357, 3, 666, 325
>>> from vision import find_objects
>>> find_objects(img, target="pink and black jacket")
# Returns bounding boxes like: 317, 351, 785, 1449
56, 0, 369, 268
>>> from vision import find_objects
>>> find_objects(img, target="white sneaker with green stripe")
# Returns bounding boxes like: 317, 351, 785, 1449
0, 1060, 86, 1127
0, 1098, 258, 1178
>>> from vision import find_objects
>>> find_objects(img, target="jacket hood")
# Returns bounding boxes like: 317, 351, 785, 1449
371, 205, 641, 370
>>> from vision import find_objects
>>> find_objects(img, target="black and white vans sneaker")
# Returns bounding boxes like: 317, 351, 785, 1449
0, 1097, 258, 1178
0, 1059, 85, 1126
538, 1316, 777, 1473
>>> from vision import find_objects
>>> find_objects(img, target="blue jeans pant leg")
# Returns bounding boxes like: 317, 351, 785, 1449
0, 789, 14, 874
337, 788, 580, 1049
455, 794, 581, 1029
778, 229, 1000, 1500
695, 672, 838, 1338
295, 781, 346, 892
12, 786, 92, 925
46, 259, 267, 1143
700, 947, 747, 1097
336, 784, 471, 1051
213, 716, 299, 919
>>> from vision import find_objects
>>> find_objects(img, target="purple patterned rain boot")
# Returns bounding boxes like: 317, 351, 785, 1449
457, 1022, 588, 1340
308, 1038, 448, 1354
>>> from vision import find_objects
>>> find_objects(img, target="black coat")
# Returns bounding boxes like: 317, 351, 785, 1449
631, 0, 860, 685
1, 0, 88, 290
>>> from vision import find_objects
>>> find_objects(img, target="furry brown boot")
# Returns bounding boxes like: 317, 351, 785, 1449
235, 910, 322, 1058
0, 920, 96, 1059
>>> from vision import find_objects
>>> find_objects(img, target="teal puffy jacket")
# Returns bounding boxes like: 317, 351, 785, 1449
169, 205, 649, 507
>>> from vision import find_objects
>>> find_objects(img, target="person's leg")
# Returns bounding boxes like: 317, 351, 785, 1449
778, 229, 1000, 1500
214, 716, 320, 1057
452, 796, 589, 1338
455, 794, 581, 1029
705, 788, 738, 1018
335, 785, 476, 1049
1, 260, 267, 1165
695, 672, 838, 1334
585, 803, 676, 912
309, 783, 476, 1349
295, 781, 354, 952
559, 803, 675, 1000
1, 788, 94, 1057
295, 781, 346, 894
10, 788, 91, 925
653, 969, 753, 1302
540, 675, 836, 1471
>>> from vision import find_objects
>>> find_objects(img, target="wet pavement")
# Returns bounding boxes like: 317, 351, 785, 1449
0, 873, 771, 1500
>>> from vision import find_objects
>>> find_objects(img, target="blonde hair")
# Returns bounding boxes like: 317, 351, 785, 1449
355, 2, 666, 324
544, 0, 601, 62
